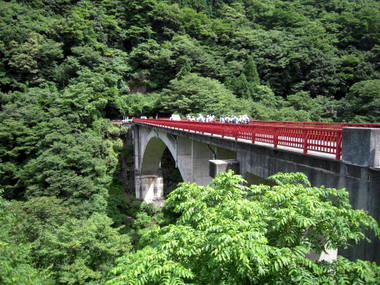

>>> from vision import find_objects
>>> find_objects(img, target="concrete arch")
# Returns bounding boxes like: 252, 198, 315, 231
135, 128, 190, 205
134, 125, 237, 205
141, 129, 177, 167
140, 130, 190, 181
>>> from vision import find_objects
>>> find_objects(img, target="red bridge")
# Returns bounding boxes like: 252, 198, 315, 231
133, 118, 380, 160
129, 118, 380, 262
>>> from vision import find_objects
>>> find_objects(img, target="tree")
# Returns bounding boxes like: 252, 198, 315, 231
107, 171, 380, 284
114, 92, 160, 117
0, 194, 52, 285
341, 79, 380, 123
128, 35, 225, 90
32, 213, 131, 284
244, 55, 260, 85
226, 72, 250, 99
226, 56, 261, 99
0, 87, 56, 199
1, 195, 131, 285
1, 0, 380, 282
160, 73, 247, 116
286, 91, 339, 121
19, 130, 118, 215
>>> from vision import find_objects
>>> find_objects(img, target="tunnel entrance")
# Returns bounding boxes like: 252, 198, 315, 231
161, 148, 183, 197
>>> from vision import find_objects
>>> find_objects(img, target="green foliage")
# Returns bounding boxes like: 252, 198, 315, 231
0, 87, 57, 198
0, 194, 53, 284
1, 195, 131, 284
128, 202, 164, 246
128, 35, 225, 90
286, 91, 339, 121
108, 171, 380, 284
160, 73, 247, 115
115, 93, 160, 117
341, 79, 380, 123
226, 55, 261, 99
254, 172, 380, 252
244, 55, 260, 85
0, 241, 52, 285
107, 246, 194, 285
20, 131, 117, 214
33, 213, 130, 284
1, 0, 379, 122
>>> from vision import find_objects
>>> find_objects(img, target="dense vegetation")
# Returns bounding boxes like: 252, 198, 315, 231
1, 0, 380, 284
107, 172, 380, 284
1, 0, 380, 122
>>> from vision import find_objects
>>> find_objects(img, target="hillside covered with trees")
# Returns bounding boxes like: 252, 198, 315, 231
1, 0, 380, 284
1, 0, 380, 122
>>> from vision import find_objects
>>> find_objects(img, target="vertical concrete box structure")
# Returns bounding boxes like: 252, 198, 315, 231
209, 159, 240, 178
342, 128, 380, 168
340, 127, 380, 263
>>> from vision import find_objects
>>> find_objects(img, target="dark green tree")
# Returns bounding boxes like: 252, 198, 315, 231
244, 55, 260, 85
0, 194, 52, 285
341, 79, 380, 123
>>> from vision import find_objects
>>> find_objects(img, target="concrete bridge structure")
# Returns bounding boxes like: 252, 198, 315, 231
131, 119, 380, 263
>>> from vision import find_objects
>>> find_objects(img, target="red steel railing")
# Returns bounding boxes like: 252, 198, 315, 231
133, 119, 380, 160
249, 120, 380, 129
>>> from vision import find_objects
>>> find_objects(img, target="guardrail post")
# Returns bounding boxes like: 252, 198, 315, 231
274, 128, 278, 148
335, 133, 342, 160
303, 130, 308, 154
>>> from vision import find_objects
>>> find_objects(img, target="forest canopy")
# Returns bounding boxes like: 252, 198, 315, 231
0, 0, 379, 122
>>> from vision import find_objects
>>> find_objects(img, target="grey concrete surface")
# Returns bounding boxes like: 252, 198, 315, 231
343, 127, 380, 168
209, 159, 240, 178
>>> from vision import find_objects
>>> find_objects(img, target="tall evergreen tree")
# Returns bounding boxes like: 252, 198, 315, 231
237, 73, 251, 99
244, 56, 260, 86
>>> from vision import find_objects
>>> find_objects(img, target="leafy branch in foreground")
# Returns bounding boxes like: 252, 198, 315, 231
107, 171, 380, 285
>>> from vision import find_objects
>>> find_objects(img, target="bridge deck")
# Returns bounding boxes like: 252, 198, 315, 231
131, 119, 380, 160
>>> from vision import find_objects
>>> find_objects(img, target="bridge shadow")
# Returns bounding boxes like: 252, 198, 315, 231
245, 173, 276, 186
161, 148, 183, 197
